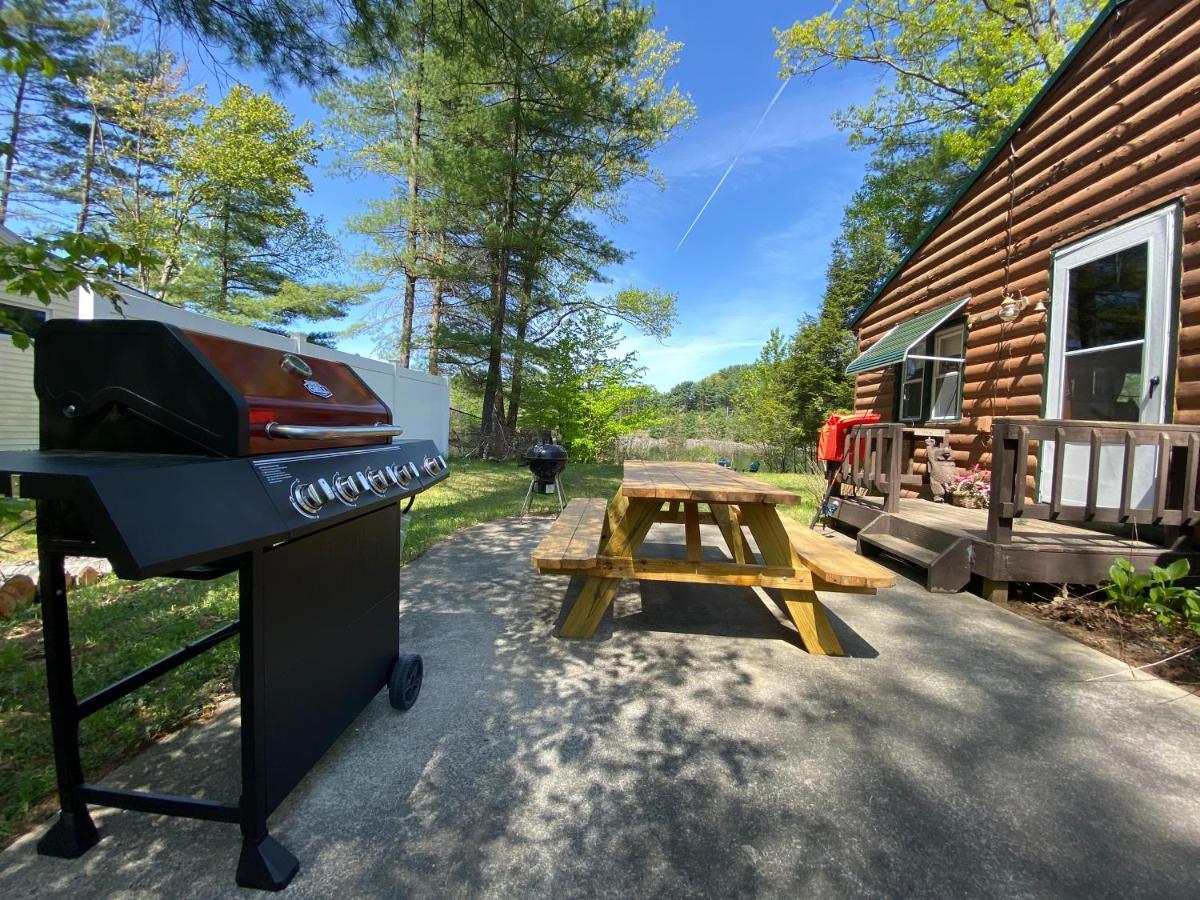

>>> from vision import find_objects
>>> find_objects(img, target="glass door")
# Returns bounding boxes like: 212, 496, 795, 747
1040, 206, 1177, 506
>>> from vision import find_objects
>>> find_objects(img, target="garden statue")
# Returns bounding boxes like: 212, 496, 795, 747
926, 437, 957, 502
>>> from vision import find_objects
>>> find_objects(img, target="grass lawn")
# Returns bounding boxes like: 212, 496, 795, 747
0, 499, 37, 561
0, 460, 818, 846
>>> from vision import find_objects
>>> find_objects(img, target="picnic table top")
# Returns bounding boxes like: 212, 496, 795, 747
620, 460, 801, 505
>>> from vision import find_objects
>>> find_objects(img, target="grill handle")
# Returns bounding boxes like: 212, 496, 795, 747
265, 422, 405, 440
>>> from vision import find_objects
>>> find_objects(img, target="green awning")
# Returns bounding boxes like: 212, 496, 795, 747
845, 298, 969, 375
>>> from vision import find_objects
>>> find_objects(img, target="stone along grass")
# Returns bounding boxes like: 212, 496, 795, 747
0, 461, 821, 846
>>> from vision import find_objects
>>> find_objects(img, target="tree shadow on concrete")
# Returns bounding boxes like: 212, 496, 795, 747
2, 518, 1198, 899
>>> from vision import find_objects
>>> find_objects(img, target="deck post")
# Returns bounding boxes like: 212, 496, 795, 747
981, 578, 1009, 604
885, 425, 903, 513
987, 422, 1015, 544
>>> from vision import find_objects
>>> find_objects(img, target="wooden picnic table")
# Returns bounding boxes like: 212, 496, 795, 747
531, 460, 895, 655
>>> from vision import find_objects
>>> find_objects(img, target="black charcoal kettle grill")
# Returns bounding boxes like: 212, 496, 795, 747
520, 440, 567, 515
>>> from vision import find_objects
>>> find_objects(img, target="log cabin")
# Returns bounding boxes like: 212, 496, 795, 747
832, 0, 1200, 598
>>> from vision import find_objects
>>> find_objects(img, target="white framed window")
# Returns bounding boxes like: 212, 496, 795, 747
896, 321, 965, 423
898, 358, 925, 421
929, 327, 965, 420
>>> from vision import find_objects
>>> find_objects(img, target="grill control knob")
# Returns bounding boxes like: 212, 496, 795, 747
395, 464, 413, 486
333, 474, 360, 503
422, 456, 442, 476
383, 465, 401, 486
290, 482, 323, 516
365, 468, 389, 495
407, 462, 421, 480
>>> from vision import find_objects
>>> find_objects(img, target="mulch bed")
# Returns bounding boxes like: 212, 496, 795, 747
1001, 584, 1200, 689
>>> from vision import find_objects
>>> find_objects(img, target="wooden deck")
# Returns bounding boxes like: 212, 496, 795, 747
831, 493, 1199, 592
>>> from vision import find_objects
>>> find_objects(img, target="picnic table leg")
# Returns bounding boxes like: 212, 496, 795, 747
559, 496, 661, 640
738, 503, 844, 656
709, 504, 754, 564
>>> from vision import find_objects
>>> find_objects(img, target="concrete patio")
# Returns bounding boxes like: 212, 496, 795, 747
1, 518, 1198, 898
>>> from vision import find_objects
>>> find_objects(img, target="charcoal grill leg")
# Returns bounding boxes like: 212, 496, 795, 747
36, 550, 100, 858
236, 552, 299, 891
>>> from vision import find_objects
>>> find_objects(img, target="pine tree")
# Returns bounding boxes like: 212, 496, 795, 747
163, 85, 363, 331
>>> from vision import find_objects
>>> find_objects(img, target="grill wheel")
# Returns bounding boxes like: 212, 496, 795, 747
388, 653, 423, 710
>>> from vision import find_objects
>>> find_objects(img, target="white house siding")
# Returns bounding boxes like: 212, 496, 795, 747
0, 289, 76, 451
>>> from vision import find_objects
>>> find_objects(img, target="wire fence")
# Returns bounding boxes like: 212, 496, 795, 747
448, 408, 542, 460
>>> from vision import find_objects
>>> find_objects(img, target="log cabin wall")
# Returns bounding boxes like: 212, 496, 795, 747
851, 0, 1200, 481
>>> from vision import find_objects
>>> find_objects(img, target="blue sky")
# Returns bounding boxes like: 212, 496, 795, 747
186, 1, 876, 391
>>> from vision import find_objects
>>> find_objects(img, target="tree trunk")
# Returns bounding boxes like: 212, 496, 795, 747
480, 247, 510, 457
0, 67, 30, 226
428, 230, 444, 375
479, 82, 521, 457
506, 260, 536, 431
399, 25, 426, 368
218, 205, 231, 313
75, 109, 100, 234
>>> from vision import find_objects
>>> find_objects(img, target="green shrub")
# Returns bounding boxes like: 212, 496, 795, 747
1103, 558, 1200, 637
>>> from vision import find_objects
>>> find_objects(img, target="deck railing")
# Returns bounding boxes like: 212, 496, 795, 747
987, 417, 1200, 543
838, 423, 909, 512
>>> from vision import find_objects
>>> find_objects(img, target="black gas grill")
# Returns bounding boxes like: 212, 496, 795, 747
0, 320, 449, 890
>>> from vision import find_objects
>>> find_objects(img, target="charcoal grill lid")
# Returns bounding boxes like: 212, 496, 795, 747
525, 443, 568, 461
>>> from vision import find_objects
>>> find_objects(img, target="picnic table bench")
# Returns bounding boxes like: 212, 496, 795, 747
531, 461, 895, 655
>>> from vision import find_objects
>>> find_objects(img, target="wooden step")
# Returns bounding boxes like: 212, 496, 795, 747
858, 532, 939, 568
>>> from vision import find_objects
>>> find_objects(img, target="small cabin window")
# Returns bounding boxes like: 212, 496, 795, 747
896, 321, 965, 423
899, 358, 925, 421
0, 301, 48, 339
929, 327, 965, 420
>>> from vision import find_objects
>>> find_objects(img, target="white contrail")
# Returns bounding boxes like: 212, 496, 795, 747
675, 75, 793, 251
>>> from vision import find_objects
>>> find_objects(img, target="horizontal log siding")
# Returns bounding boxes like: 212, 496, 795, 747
853, 0, 1200, 480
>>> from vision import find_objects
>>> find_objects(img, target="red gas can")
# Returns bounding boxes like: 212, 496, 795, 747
817, 412, 881, 463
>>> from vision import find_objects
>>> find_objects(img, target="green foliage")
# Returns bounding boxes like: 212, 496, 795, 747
0, 231, 155, 347
157, 85, 365, 327
147, 0, 339, 86
0, 9, 363, 343
776, 0, 1107, 325
735, 330, 800, 465
784, 309, 857, 440
323, 0, 691, 448
521, 313, 658, 463
1104, 558, 1200, 637
776, 1, 1103, 164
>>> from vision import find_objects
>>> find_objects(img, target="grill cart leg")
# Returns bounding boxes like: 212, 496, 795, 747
36, 550, 100, 859
236, 552, 299, 892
